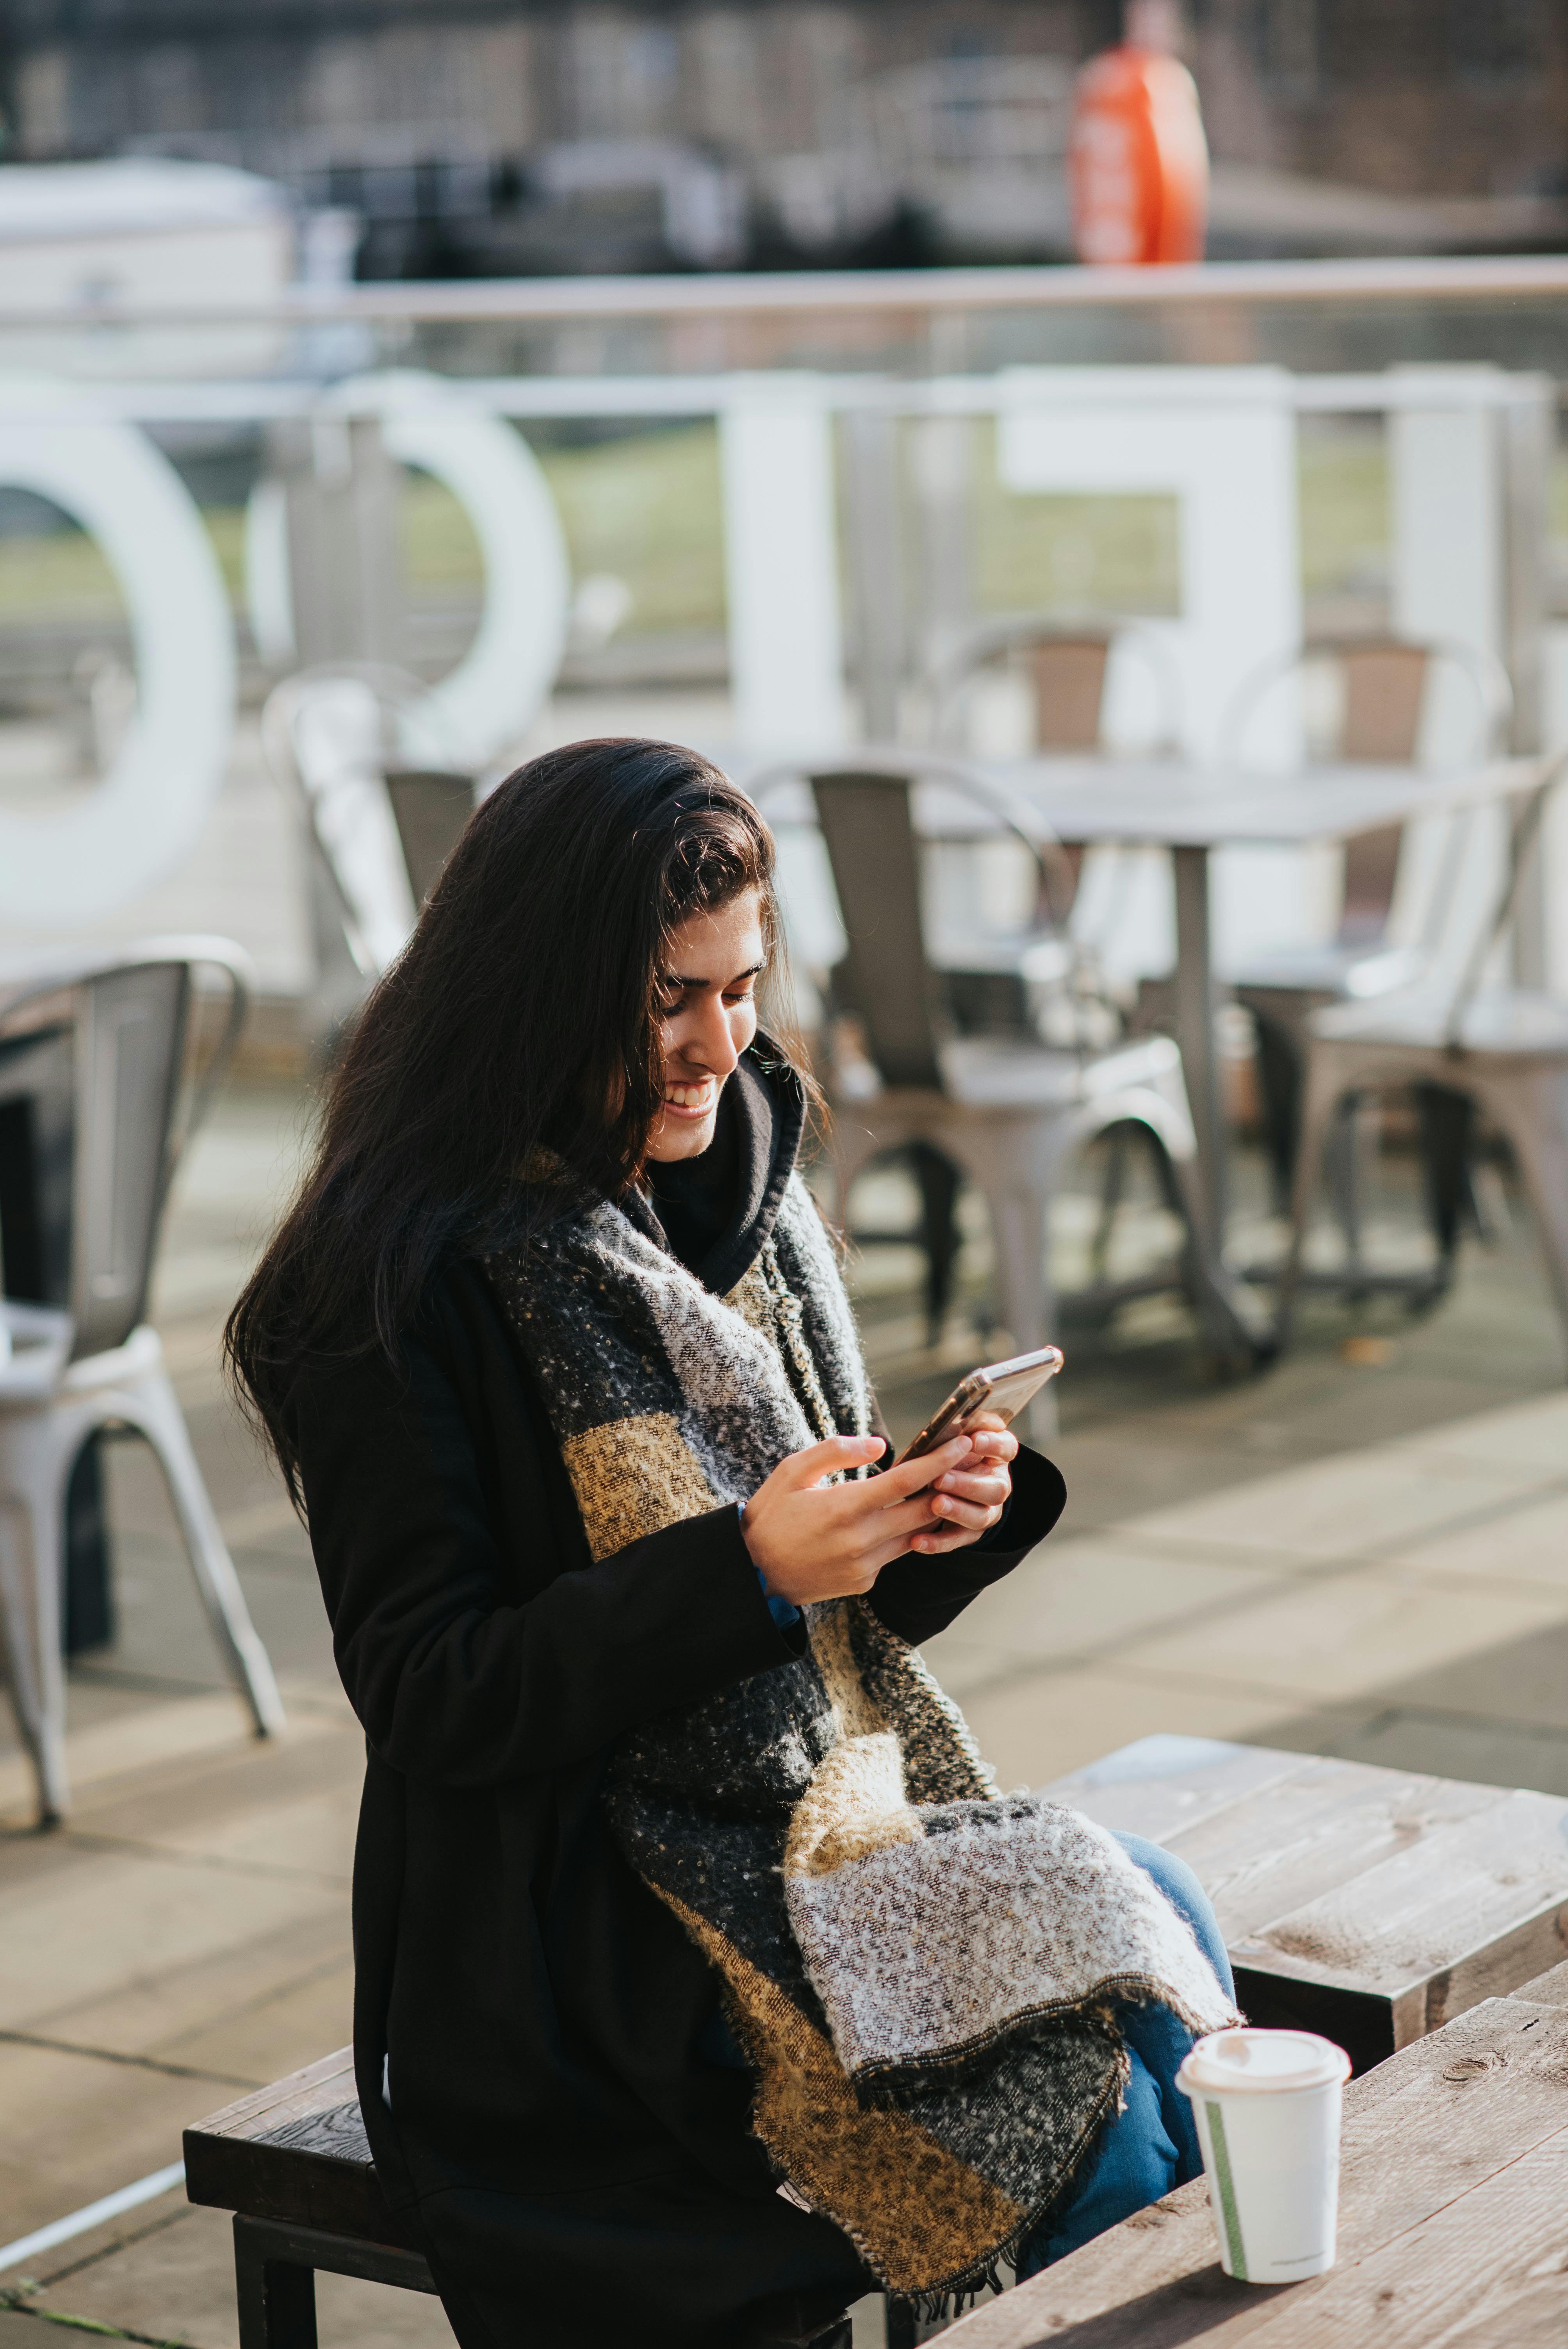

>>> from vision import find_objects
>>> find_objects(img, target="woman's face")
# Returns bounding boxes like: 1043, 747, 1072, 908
646, 888, 766, 1164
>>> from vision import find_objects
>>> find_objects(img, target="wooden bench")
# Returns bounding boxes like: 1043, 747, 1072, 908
182, 2047, 862, 2347
1042, 1734, 1568, 2072
182, 2049, 442, 2348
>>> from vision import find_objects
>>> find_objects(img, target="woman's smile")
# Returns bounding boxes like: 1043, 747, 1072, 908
662, 1076, 718, 1118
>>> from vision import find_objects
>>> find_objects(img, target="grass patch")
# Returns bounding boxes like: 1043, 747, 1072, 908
0, 417, 1563, 639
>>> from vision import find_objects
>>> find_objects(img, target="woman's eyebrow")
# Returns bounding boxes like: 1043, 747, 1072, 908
663, 960, 766, 989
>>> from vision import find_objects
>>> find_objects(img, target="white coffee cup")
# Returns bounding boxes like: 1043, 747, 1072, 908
1175, 2027, 1352, 2285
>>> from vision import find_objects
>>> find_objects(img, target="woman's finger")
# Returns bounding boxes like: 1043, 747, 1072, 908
874, 1434, 973, 1501
772, 1433, 886, 1488
964, 1428, 1018, 1463
911, 1518, 994, 1554
865, 1491, 966, 1545
924, 1492, 1000, 1531
933, 1469, 1012, 1506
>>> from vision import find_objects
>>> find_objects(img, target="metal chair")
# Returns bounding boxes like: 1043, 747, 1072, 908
1221, 636, 1513, 1249
931, 615, 1181, 760
1279, 763, 1568, 1360
761, 758, 1256, 1413
931, 616, 1181, 964
261, 665, 477, 991
0, 940, 284, 1825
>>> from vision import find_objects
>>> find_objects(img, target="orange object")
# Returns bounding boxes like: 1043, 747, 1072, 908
1068, 45, 1209, 265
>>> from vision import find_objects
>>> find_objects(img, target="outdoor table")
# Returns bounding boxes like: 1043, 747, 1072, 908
958, 750, 1563, 1255
1041, 1734, 1568, 2076
939, 1988, 1568, 2348
744, 749, 1559, 1258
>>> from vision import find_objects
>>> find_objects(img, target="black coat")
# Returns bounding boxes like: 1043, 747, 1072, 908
285, 1064, 1066, 2349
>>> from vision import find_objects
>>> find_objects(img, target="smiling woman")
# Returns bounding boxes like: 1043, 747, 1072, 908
220, 738, 1224, 2349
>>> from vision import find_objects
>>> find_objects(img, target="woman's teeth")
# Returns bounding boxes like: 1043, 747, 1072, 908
665, 1080, 715, 1111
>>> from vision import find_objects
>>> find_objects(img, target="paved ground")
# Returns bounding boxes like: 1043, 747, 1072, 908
1, 1064, 1566, 2349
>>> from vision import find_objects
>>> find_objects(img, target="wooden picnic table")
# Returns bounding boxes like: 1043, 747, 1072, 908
1041, 1735, 1568, 2075
941, 1979, 1568, 2348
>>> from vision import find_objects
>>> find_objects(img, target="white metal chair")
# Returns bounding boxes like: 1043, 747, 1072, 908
930, 615, 1181, 974
760, 759, 1257, 1417
1221, 635, 1513, 1242
1278, 764, 1568, 1361
931, 615, 1181, 762
261, 664, 477, 990
0, 939, 284, 1824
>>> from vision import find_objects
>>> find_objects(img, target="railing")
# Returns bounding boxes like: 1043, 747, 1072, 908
5, 251, 1568, 328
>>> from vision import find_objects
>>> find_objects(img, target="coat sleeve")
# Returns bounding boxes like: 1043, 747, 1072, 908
868, 1442, 1066, 1649
287, 1295, 802, 1791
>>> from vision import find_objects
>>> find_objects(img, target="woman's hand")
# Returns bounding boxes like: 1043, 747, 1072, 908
915, 1409, 1017, 1556
741, 1431, 978, 1608
739, 1411, 1019, 1608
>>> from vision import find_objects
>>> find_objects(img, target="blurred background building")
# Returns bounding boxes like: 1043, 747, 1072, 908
4, 1, 1568, 278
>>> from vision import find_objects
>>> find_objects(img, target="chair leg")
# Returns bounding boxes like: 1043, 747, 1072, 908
1251, 1014, 1302, 1219
1140, 1123, 1257, 1372
1488, 1079, 1568, 1376
1088, 1123, 1131, 1285
1414, 1081, 1474, 1271
1277, 1057, 1350, 1350
909, 1142, 962, 1347
0, 1415, 72, 1823
121, 1367, 286, 1738
1325, 1091, 1368, 1283
235, 2215, 318, 2349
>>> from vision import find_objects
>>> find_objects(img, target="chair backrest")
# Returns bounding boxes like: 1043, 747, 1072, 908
1337, 641, 1430, 763
263, 667, 472, 977
933, 617, 1179, 756
384, 770, 478, 907
1223, 635, 1515, 952
71, 961, 190, 1358
810, 772, 946, 1090
0, 944, 248, 1362
1029, 636, 1112, 751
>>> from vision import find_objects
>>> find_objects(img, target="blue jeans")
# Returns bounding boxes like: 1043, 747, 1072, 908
1015, 1831, 1235, 2276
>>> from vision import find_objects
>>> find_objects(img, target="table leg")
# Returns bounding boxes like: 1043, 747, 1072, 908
1172, 845, 1227, 1256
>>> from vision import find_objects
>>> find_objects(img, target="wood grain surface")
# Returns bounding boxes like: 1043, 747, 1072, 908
1042, 1738, 1568, 2069
940, 1997, 1568, 2347
183, 2044, 397, 2245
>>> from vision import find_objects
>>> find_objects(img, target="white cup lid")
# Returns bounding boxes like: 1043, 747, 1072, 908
1177, 2027, 1351, 2096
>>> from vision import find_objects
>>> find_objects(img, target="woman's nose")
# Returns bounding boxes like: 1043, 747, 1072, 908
689, 998, 740, 1075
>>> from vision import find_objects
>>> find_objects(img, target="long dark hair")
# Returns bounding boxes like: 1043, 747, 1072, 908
226, 737, 797, 1500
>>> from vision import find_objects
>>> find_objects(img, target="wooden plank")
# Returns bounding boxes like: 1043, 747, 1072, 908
184, 2045, 399, 2247
187, 2046, 356, 2142
1228, 2128, 1568, 2347
940, 1996, 1568, 2349
1235, 1790, 1568, 2039
1046, 1741, 1568, 2071
1040, 1737, 1315, 1846
1514, 1957, 1568, 2007
1164, 1760, 1502, 1945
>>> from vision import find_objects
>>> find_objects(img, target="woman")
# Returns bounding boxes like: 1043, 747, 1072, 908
227, 740, 1236, 2349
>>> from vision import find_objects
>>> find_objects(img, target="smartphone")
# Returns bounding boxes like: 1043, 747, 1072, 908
895, 1346, 1064, 1463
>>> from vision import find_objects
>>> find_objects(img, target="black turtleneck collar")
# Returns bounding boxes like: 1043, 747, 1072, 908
632, 1041, 805, 1295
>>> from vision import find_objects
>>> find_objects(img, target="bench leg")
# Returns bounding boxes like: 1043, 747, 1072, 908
235, 2214, 318, 2349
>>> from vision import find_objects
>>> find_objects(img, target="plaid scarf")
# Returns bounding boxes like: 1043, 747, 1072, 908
485, 1175, 1235, 2303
